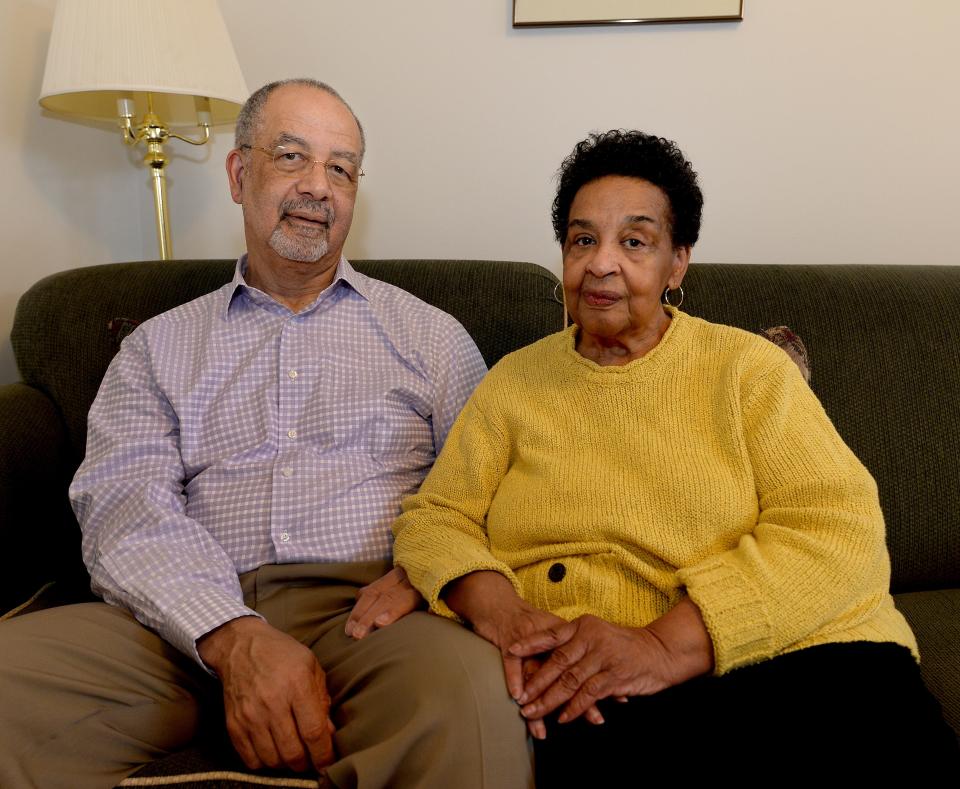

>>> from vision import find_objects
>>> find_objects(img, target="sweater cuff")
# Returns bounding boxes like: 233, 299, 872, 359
404, 555, 523, 623
676, 559, 774, 674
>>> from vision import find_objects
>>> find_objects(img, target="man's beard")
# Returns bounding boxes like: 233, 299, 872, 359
268, 198, 335, 262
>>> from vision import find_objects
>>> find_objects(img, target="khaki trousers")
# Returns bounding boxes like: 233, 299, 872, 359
0, 562, 532, 789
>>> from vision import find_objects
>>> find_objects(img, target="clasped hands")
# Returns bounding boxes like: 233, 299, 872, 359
446, 570, 715, 739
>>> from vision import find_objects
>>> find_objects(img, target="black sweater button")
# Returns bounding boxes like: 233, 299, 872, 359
548, 562, 566, 582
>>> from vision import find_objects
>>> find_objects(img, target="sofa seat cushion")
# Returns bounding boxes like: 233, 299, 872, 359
894, 588, 960, 741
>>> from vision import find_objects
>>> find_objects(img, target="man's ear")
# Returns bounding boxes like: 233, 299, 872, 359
226, 148, 245, 205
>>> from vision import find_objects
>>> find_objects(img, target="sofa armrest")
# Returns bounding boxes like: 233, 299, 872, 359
0, 383, 87, 613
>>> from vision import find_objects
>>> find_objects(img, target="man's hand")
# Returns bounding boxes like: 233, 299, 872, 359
508, 597, 715, 724
197, 617, 336, 773
344, 566, 424, 640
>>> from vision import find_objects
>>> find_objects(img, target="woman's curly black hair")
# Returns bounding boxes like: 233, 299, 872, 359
551, 130, 703, 249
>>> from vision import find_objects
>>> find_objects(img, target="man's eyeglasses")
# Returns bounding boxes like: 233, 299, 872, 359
241, 145, 364, 187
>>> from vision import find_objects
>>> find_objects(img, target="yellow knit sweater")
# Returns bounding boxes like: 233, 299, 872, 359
393, 310, 917, 674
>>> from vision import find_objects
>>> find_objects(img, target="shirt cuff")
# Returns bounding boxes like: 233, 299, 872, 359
165, 590, 264, 672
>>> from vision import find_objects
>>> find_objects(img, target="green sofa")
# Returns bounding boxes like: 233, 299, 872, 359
2, 259, 958, 780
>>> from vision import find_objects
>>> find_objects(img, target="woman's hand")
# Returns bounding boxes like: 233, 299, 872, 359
508, 597, 715, 724
444, 571, 605, 737
445, 572, 565, 698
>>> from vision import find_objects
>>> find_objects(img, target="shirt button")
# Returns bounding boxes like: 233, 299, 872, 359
548, 562, 566, 583
288, 370, 298, 380
287, 429, 298, 439
281, 467, 293, 478
279, 532, 290, 543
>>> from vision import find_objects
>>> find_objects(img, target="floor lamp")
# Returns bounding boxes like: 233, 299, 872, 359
38, 0, 249, 260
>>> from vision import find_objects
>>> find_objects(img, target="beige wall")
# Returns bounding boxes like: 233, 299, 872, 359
3, 0, 959, 384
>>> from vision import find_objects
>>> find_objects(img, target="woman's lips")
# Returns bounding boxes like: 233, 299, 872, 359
581, 290, 620, 307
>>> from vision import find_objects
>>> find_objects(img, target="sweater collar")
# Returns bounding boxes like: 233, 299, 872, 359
561, 306, 687, 377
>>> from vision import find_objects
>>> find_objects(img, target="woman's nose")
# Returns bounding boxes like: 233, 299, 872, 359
585, 243, 620, 278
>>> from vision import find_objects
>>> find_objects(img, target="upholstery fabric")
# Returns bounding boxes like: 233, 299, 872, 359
0, 383, 84, 612
895, 589, 960, 738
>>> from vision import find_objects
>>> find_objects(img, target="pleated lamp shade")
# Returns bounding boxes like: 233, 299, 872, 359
39, 0, 248, 126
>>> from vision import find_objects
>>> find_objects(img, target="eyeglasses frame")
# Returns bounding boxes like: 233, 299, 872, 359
239, 144, 365, 186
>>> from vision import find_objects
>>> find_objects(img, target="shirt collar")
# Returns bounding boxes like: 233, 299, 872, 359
222, 253, 369, 319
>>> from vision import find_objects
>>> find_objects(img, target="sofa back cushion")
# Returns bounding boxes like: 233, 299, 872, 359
683, 264, 960, 593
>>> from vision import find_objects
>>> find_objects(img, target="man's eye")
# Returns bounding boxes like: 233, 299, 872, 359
328, 164, 349, 177
273, 148, 309, 165
573, 236, 595, 246
624, 238, 645, 248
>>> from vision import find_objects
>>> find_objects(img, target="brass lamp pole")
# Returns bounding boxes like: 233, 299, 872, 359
118, 94, 214, 260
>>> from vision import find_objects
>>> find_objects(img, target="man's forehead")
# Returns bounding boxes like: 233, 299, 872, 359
258, 86, 361, 152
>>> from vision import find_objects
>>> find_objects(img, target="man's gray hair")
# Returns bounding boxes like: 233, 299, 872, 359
234, 78, 366, 159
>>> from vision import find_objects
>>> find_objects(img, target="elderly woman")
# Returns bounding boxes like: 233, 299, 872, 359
390, 131, 957, 781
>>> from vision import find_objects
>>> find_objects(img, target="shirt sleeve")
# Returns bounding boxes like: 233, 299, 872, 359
425, 315, 488, 453
393, 385, 524, 620
69, 329, 261, 668
676, 350, 893, 674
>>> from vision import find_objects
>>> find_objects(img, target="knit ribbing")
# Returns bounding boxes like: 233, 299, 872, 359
393, 310, 917, 673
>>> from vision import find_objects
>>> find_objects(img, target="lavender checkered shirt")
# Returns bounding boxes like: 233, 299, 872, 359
70, 256, 487, 663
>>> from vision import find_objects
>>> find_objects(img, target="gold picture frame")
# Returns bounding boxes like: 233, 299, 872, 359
513, 0, 743, 27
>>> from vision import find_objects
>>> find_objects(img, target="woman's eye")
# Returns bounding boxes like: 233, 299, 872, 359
624, 238, 645, 248
573, 236, 595, 246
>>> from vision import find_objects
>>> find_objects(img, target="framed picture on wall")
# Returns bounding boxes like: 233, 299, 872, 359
513, 0, 743, 27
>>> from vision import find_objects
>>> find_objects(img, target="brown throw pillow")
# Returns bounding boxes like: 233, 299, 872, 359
760, 326, 811, 383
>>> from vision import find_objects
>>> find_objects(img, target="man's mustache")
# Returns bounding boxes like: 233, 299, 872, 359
280, 198, 334, 225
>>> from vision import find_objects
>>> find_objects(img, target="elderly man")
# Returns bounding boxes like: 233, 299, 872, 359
0, 79, 531, 789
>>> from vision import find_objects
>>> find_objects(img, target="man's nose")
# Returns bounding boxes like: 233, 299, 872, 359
294, 161, 333, 199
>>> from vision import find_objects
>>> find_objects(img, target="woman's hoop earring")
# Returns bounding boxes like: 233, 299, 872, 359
662, 286, 684, 308
553, 280, 571, 328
